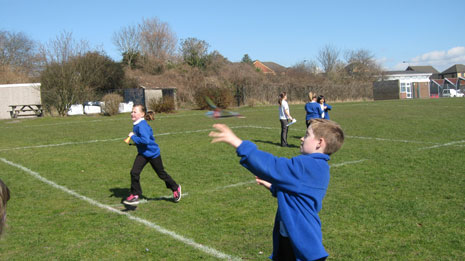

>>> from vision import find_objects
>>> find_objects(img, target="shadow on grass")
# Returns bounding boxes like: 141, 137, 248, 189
109, 188, 137, 211
109, 187, 174, 211
253, 139, 299, 149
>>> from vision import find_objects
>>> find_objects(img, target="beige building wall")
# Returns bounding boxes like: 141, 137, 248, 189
0, 83, 41, 119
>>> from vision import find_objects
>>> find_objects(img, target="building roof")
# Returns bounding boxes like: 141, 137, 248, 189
261, 62, 287, 73
441, 64, 465, 74
384, 70, 431, 76
406, 66, 439, 74
431, 79, 444, 86
0, 83, 41, 88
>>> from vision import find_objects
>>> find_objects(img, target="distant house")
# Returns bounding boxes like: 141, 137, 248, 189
406, 65, 440, 79
430, 77, 465, 97
406, 66, 439, 74
253, 61, 287, 75
440, 64, 465, 79
374, 71, 432, 100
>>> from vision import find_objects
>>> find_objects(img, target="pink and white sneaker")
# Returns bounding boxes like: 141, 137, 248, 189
123, 194, 139, 205
173, 185, 182, 203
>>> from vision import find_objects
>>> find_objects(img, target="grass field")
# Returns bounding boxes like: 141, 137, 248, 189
1, 98, 464, 260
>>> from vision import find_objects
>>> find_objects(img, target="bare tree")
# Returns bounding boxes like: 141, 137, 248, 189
138, 17, 177, 62
344, 48, 381, 79
0, 31, 37, 68
0, 30, 40, 82
39, 30, 90, 65
317, 44, 340, 73
112, 24, 140, 69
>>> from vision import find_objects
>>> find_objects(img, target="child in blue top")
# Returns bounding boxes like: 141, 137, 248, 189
209, 119, 344, 260
123, 104, 181, 205
305, 92, 323, 128
317, 95, 332, 120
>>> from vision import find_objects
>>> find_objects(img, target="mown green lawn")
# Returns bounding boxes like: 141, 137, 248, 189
1, 98, 464, 260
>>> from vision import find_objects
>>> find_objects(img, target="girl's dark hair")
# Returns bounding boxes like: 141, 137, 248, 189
317, 95, 325, 104
278, 92, 287, 105
134, 104, 155, 121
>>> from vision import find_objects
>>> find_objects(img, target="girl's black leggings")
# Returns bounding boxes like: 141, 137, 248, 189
130, 154, 178, 197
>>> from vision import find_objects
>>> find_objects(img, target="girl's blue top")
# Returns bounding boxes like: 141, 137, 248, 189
131, 119, 160, 158
305, 102, 323, 121
323, 103, 332, 120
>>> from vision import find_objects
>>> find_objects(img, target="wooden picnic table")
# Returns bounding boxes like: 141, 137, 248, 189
8, 104, 43, 118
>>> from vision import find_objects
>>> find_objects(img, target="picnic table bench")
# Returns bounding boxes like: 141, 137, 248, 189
8, 104, 43, 118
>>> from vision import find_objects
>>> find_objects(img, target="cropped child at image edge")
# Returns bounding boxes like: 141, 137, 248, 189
209, 118, 344, 260
0, 179, 11, 237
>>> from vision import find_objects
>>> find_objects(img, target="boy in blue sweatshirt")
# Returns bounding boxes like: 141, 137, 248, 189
209, 119, 344, 260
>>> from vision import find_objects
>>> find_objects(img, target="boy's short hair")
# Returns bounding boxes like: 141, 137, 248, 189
309, 119, 344, 155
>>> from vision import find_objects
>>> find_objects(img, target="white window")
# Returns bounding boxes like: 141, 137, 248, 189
401, 83, 406, 92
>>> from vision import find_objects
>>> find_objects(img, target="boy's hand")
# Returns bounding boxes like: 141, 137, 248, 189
255, 176, 272, 190
209, 124, 243, 148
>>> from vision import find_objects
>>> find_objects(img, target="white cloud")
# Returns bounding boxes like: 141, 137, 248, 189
393, 46, 465, 72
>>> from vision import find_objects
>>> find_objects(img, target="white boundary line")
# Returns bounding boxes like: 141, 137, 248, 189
330, 159, 368, 167
418, 140, 465, 150
133, 158, 368, 206
1, 125, 440, 152
0, 157, 239, 260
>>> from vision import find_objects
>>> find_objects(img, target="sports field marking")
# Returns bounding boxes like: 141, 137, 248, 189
0, 157, 240, 260
0, 138, 122, 152
115, 158, 368, 207
0, 113, 207, 129
418, 139, 465, 150
0, 124, 439, 152
345, 135, 438, 144
331, 159, 368, 167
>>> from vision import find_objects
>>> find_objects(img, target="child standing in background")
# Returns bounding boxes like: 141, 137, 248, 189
209, 119, 344, 260
278, 92, 294, 147
305, 92, 323, 128
317, 95, 332, 120
124, 105, 181, 205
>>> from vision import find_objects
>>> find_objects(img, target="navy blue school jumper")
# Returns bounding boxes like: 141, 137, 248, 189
237, 140, 330, 260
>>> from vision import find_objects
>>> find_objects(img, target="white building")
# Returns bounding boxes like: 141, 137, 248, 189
0, 83, 41, 119
383, 71, 432, 99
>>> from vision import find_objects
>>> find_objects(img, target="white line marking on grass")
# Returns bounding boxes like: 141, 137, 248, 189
0, 158, 239, 260
418, 140, 465, 150
0, 138, 122, 152
330, 159, 368, 167
345, 135, 438, 144
214, 180, 256, 191
0, 126, 268, 152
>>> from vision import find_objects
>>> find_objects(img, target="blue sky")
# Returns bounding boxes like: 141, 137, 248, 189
2, 0, 464, 72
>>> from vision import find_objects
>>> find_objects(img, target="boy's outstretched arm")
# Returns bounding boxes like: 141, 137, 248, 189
209, 124, 243, 148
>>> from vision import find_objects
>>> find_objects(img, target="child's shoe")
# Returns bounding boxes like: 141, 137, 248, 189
123, 194, 139, 205
173, 185, 182, 203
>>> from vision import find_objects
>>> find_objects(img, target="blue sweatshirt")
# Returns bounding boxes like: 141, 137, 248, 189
305, 102, 323, 121
131, 119, 160, 158
323, 103, 332, 120
237, 141, 330, 261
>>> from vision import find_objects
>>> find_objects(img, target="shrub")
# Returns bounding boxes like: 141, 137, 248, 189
101, 93, 123, 116
194, 84, 234, 110
148, 96, 176, 113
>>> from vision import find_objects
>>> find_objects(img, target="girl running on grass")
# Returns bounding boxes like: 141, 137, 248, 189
123, 104, 181, 205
